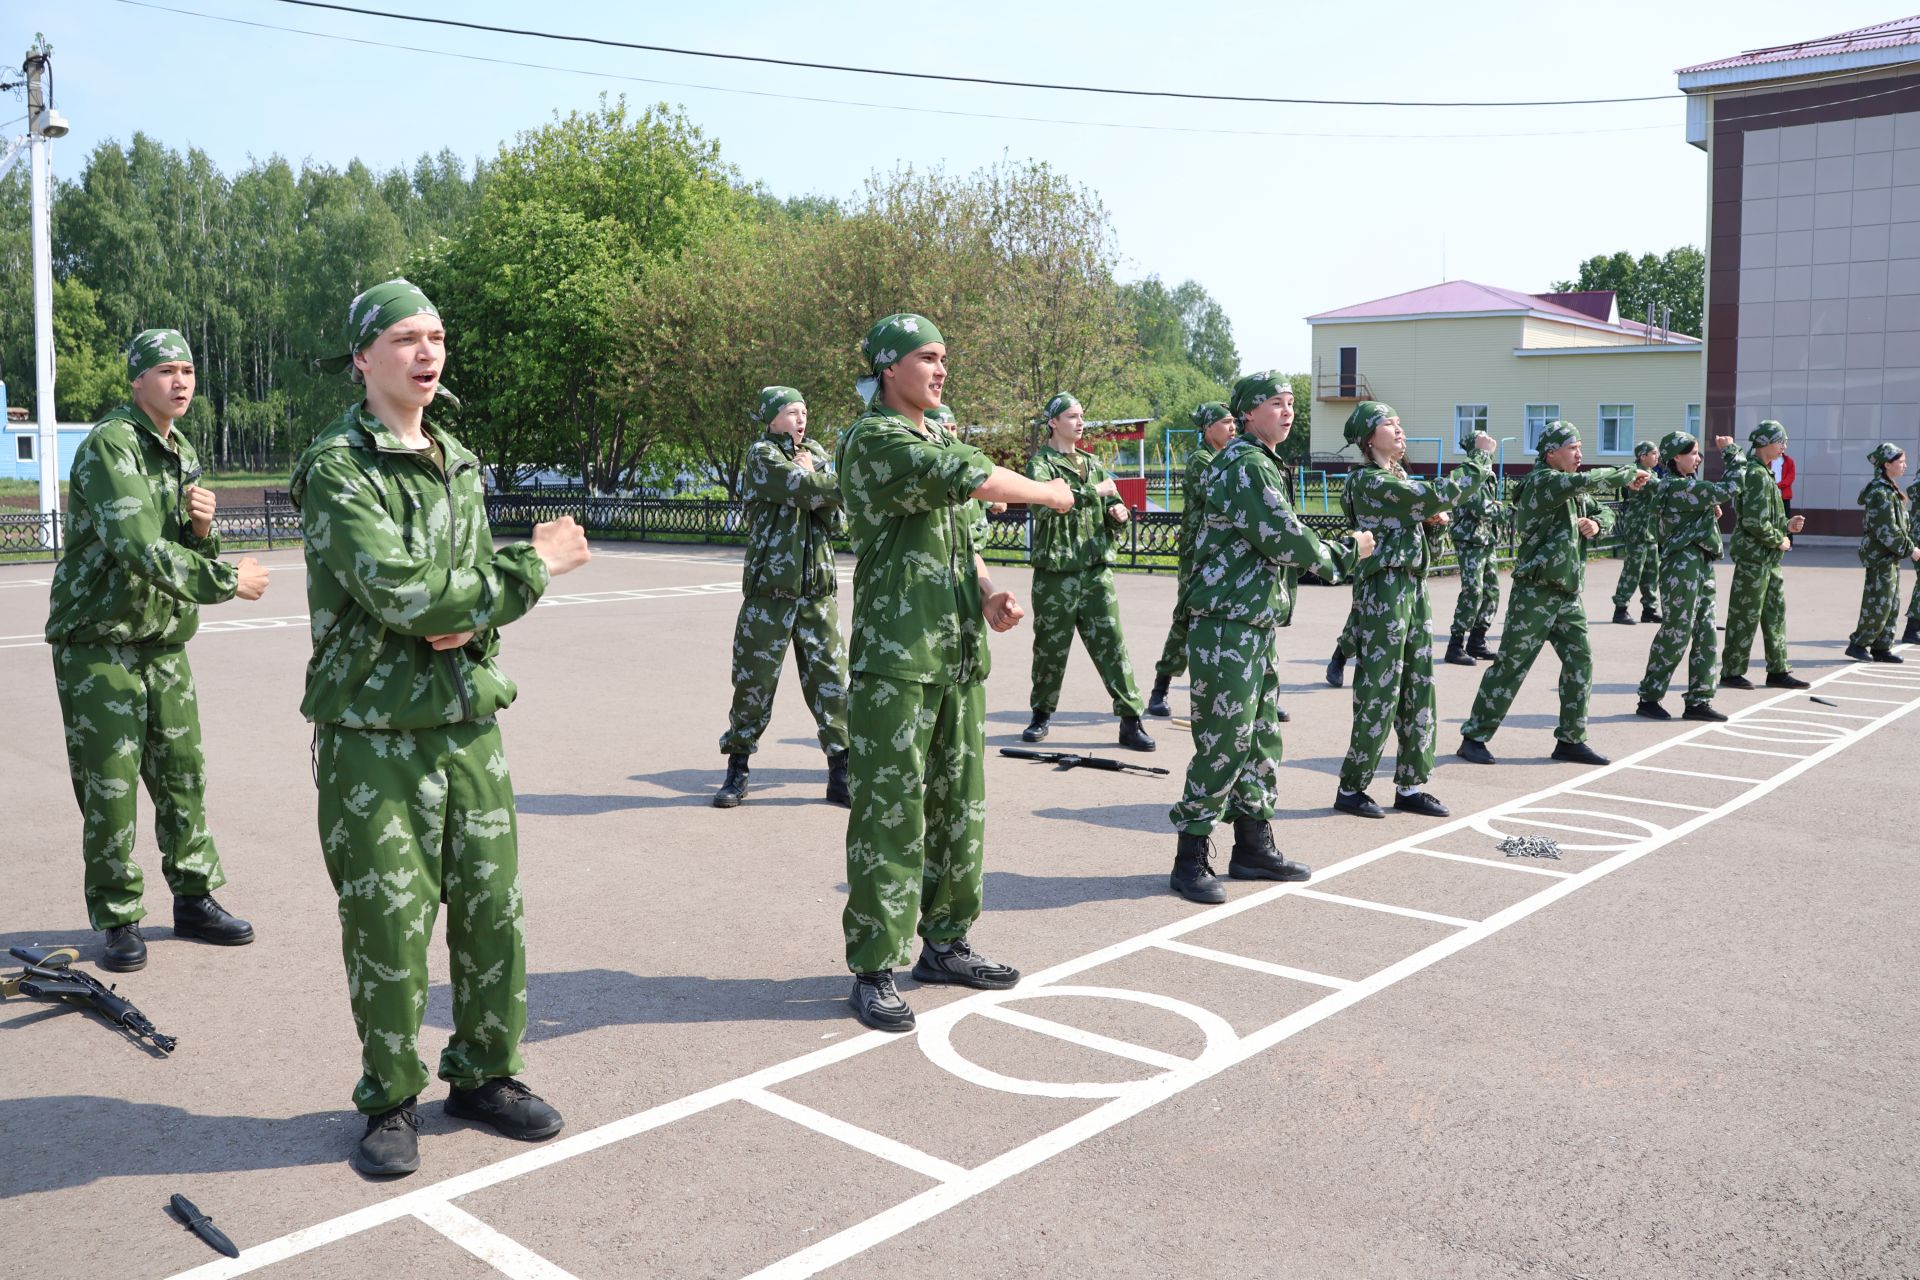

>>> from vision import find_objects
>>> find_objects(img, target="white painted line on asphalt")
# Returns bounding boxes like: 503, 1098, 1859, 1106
1151, 939, 1357, 988
1762, 707, 1877, 721
1806, 693, 1910, 705
743, 1090, 966, 1184
1823, 680, 1917, 695
1490, 813, 1662, 841
1288, 888, 1478, 929
973, 1002, 1194, 1072
1405, 846, 1574, 877
413, 1202, 582, 1280
1562, 789, 1714, 814
1668, 740, 1808, 760
1623, 763, 1766, 784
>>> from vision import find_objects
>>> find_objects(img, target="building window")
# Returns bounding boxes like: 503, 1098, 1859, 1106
1598, 405, 1635, 454
1686, 404, 1701, 437
1524, 404, 1560, 451
15, 435, 32, 462
1454, 405, 1488, 449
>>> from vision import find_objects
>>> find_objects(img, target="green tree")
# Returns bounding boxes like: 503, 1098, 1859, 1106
1552, 246, 1703, 339
50, 276, 124, 421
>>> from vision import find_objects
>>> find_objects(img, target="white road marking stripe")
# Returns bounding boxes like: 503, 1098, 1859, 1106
1761, 707, 1877, 721
1805, 693, 1911, 705
1562, 789, 1714, 813
1667, 740, 1807, 759
743, 1090, 967, 1184
1152, 939, 1356, 987
1623, 763, 1766, 784
1494, 815, 1658, 841
972, 1002, 1193, 1071
1404, 846, 1574, 877
412, 1202, 582, 1280
1288, 888, 1478, 929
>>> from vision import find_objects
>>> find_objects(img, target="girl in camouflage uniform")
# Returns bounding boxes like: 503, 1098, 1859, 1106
1634, 432, 1739, 719
1020, 393, 1153, 751
1148, 402, 1236, 718
1611, 441, 1664, 625
1847, 443, 1920, 661
1903, 466, 1920, 647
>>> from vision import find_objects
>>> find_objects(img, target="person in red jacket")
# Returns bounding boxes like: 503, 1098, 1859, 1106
1773, 450, 1796, 544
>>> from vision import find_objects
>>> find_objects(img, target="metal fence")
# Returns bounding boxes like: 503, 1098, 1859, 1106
0, 503, 302, 564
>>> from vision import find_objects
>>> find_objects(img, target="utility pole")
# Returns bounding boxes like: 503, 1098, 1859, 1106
22, 39, 68, 546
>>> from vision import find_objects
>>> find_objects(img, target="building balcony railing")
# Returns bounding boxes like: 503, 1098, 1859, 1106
1315, 371, 1375, 402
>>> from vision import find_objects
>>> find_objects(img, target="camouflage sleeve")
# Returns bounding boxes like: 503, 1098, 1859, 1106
1351, 448, 1492, 524
1664, 472, 1734, 511
1222, 464, 1358, 582
1865, 486, 1915, 558
74, 428, 239, 605
846, 422, 995, 516
1734, 462, 1787, 548
740, 440, 841, 511
1907, 483, 1920, 540
1582, 492, 1616, 538
299, 444, 550, 637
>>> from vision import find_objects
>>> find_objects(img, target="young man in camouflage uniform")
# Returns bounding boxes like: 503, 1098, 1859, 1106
1903, 464, 1920, 647
1635, 432, 1738, 720
836, 313, 1075, 1033
46, 328, 270, 972
1719, 420, 1810, 691
1611, 440, 1663, 625
1167, 374, 1371, 902
712, 386, 850, 808
292, 279, 591, 1176
1336, 402, 1493, 819
1847, 443, 1920, 661
1147, 402, 1235, 719
1021, 392, 1153, 751
1456, 421, 1648, 767
1443, 469, 1506, 666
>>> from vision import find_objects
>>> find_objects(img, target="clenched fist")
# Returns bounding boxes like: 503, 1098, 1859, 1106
234, 556, 269, 601
532, 516, 591, 577
185, 484, 217, 539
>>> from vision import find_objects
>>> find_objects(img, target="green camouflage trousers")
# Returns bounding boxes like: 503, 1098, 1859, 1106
1907, 565, 1920, 623
1030, 567, 1144, 717
1340, 570, 1438, 793
1168, 620, 1281, 835
1460, 584, 1592, 745
317, 720, 527, 1115
1638, 550, 1718, 705
53, 643, 227, 930
1852, 563, 1904, 650
1450, 544, 1501, 636
1613, 542, 1660, 609
843, 673, 987, 974
1154, 565, 1196, 681
1720, 557, 1789, 677
718, 593, 849, 756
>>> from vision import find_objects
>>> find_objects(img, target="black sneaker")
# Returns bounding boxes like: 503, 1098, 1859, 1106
1682, 702, 1728, 722
1844, 642, 1872, 662
1118, 716, 1156, 752
1612, 604, 1635, 625
1021, 712, 1051, 743
1456, 737, 1495, 765
1765, 671, 1811, 689
1903, 618, 1920, 646
713, 754, 750, 808
911, 937, 1019, 990
1635, 699, 1671, 720
354, 1099, 421, 1177
1334, 790, 1385, 819
101, 922, 147, 972
1227, 818, 1310, 881
824, 750, 850, 808
849, 971, 916, 1032
1146, 680, 1172, 718
1719, 674, 1754, 690
1392, 791, 1450, 818
173, 893, 255, 946
445, 1077, 564, 1141
1550, 740, 1610, 766
1325, 649, 1347, 688
1170, 834, 1226, 904
1872, 648, 1906, 664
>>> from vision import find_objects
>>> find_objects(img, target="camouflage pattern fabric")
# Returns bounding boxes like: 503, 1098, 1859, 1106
1851, 474, 1916, 648
126, 327, 193, 380
1154, 442, 1219, 681
719, 595, 848, 755
1721, 448, 1793, 676
1638, 453, 1736, 703
1029, 567, 1144, 716
1339, 446, 1493, 792
52, 643, 227, 929
1026, 444, 1126, 572
316, 720, 527, 1115
1908, 483, 1920, 623
1168, 621, 1282, 834
1185, 435, 1357, 629
1447, 483, 1505, 637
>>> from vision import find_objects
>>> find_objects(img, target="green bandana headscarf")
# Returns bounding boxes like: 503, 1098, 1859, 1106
756, 386, 805, 424
1343, 400, 1395, 446
1230, 371, 1289, 418
127, 329, 193, 382
1190, 402, 1231, 429
856, 312, 943, 405
1869, 441, 1905, 471
1043, 392, 1080, 422
1536, 420, 1580, 458
1659, 430, 1698, 463
1634, 440, 1657, 461
317, 277, 442, 378
1750, 420, 1787, 449
926, 405, 956, 426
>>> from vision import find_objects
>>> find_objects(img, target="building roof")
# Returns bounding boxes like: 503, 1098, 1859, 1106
1306, 280, 1700, 343
1677, 16, 1920, 85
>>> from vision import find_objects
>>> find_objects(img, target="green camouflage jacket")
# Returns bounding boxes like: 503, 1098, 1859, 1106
1725, 450, 1791, 564
740, 431, 844, 599
1507, 465, 1631, 595
1858, 475, 1915, 567
1026, 443, 1127, 572
45, 404, 237, 647
1185, 434, 1357, 629
1653, 445, 1740, 562
290, 404, 551, 730
835, 406, 995, 685
1448, 482, 1507, 549
1345, 446, 1493, 580
1616, 474, 1661, 545
1175, 443, 1219, 572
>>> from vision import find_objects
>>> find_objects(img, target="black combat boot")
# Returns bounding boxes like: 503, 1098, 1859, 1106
1227, 818, 1310, 881
1118, 716, 1156, 752
173, 894, 255, 946
1326, 647, 1348, 688
712, 754, 750, 808
1641, 605, 1664, 623
1169, 834, 1225, 904
824, 750, 850, 808
1146, 676, 1172, 718
1844, 642, 1872, 662
1466, 627, 1497, 661
1021, 711, 1051, 743
1443, 634, 1475, 666
102, 922, 147, 972
1903, 617, 1920, 646
1612, 603, 1635, 625
1872, 648, 1906, 664
1456, 737, 1495, 765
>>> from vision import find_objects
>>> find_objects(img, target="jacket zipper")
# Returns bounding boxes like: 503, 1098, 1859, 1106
435, 454, 473, 722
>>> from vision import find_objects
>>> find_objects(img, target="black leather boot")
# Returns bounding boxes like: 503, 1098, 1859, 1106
1325, 647, 1348, 688
1466, 627, 1497, 660
1612, 603, 1634, 625
1903, 617, 1920, 646
1146, 677, 1172, 718
712, 754, 749, 808
102, 922, 147, 972
173, 894, 255, 946
1169, 834, 1225, 904
824, 750, 850, 807
1021, 711, 1051, 743
1443, 634, 1475, 666
1118, 716, 1156, 752
1227, 818, 1310, 881
1641, 605, 1664, 623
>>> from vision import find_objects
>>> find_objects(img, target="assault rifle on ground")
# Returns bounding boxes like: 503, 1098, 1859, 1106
1, 945, 177, 1054
999, 747, 1170, 777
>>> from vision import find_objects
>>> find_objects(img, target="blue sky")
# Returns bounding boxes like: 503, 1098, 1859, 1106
5, 0, 1905, 372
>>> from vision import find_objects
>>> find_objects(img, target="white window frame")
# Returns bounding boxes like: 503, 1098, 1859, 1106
1523, 404, 1560, 451
1453, 404, 1488, 450
1686, 404, 1702, 437
14, 434, 32, 463
1597, 404, 1635, 455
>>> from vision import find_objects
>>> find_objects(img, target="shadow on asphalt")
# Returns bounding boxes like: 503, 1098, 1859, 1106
0, 1100, 347, 1197
423, 969, 850, 1040
517, 768, 838, 814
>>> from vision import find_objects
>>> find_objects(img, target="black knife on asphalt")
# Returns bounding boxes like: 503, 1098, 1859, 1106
169, 1194, 240, 1259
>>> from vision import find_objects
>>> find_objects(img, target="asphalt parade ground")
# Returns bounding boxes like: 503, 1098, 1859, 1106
1, 541, 1915, 1280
